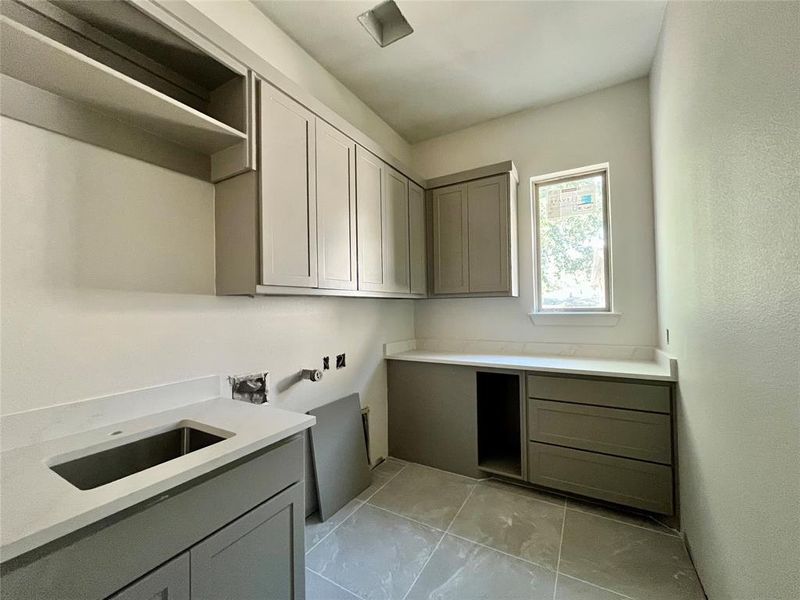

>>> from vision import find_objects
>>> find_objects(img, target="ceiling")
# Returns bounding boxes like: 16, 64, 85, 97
252, 1, 667, 143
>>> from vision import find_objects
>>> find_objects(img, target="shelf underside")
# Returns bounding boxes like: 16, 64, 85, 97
0, 16, 246, 155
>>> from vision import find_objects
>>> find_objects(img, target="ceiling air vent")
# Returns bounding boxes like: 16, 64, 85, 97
357, 0, 413, 48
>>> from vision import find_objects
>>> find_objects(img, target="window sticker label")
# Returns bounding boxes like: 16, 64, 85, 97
546, 183, 598, 220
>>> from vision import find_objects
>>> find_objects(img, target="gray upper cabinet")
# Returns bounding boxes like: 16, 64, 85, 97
383, 164, 411, 293
408, 181, 427, 295
429, 162, 519, 297
259, 81, 317, 288
467, 175, 509, 293
356, 146, 386, 291
431, 183, 469, 294
316, 119, 357, 290
356, 147, 413, 294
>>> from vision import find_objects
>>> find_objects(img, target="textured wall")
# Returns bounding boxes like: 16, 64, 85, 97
650, 2, 800, 598
411, 78, 658, 347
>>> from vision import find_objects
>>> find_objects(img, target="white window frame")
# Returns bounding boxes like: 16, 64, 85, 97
530, 164, 619, 326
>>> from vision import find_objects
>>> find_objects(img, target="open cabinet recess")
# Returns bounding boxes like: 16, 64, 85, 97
476, 371, 524, 479
0, 0, 253, 181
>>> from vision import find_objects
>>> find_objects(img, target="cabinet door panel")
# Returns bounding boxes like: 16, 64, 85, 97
408, 181, 427, 295
316, 119, 357, 290
467, 175, 509, 293
109, 554, 189, 600
191, 483, 305, 600
432, 184, 469, 294
356, 147, 385, 291
384, 165, 410, 293
260, 82, 317, 287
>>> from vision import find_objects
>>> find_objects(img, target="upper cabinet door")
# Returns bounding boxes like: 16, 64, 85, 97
408, 181, 427, 295
356, 147, 385, 291
315, 119, 357, 290
259, 81, 317, 288
467, 175, 509, 293
383, 165, 410, 293
432, 183, 469, 294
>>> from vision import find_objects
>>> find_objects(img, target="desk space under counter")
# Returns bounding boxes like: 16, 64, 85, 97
386, 350, 677, 518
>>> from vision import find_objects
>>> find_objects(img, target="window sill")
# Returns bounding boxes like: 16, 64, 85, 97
528, 312, 621, 327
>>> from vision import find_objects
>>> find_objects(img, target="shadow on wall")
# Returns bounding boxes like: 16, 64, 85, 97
18, 121, 217, 296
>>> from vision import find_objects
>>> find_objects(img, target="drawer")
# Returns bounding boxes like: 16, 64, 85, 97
526, 374, 671, 413
528, 399, 672, 464
527, 442, 673, 514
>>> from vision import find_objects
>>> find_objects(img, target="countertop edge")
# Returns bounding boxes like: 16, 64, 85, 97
384, 351, 677, 382
0, 413, 314, 562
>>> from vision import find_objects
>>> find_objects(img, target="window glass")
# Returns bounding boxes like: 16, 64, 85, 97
534, 170, 610, 311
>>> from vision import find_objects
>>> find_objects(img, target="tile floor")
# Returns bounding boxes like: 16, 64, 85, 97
304, 459, 705, 600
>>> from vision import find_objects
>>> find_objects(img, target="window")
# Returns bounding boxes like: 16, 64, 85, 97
532, 166, 611, 312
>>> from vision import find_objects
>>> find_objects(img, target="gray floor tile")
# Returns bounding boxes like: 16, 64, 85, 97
482, 478, 566, 507
555, 574, 629, 600
306, 504, 443, 600
306, 569, 361, 600
306, 498, 364, 551
368, 464, 476, 529
559, 510, 705, 600
358, 458, 407, 501
566, 497, 677, 536
449, 484, 565, 569
405, 534, 557, 600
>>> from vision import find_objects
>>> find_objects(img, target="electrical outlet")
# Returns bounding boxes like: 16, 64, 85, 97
322, 356, 330, 370
336, 353, 346, 369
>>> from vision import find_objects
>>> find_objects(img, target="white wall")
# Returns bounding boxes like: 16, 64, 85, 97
411, 78, 658, 347
650, 2, 800, 599
189, 0, 411, 164
0, 118, 413, 461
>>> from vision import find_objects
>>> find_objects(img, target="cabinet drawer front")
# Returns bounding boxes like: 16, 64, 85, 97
528, 399, 672, 464
527, 442, 673, 514
527, 374, 671, 413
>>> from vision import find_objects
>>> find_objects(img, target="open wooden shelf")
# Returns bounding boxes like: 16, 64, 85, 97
0, 16, 247, 155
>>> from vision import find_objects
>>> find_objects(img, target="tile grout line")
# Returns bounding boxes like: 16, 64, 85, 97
557, 573, 638, 600
400, 483, 478, 600
445, 532, 556, 573
305, 462, 408, 555
551, 498, 567, 600
368, 500, 560, 575
484, 478, 567, 508
389, 457, 485, 483
306, 566, 366, 600
565, 505, 680, 538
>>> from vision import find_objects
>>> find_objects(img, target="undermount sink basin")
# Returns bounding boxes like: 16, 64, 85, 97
50, 425, 229, 490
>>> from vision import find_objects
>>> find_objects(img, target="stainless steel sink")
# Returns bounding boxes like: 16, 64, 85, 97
50, 426, 229, 490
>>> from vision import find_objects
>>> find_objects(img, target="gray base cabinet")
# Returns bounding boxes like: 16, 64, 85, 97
109, 554, 190, 600
191, 483, 305, 600
526, 374, 675, 515
0, 436, 306, 600
387, 360, 677, 516
388, 360, 482, 478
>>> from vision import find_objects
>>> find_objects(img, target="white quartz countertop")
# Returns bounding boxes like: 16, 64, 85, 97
0, 397, 314, 561
385, 349, 677, 381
